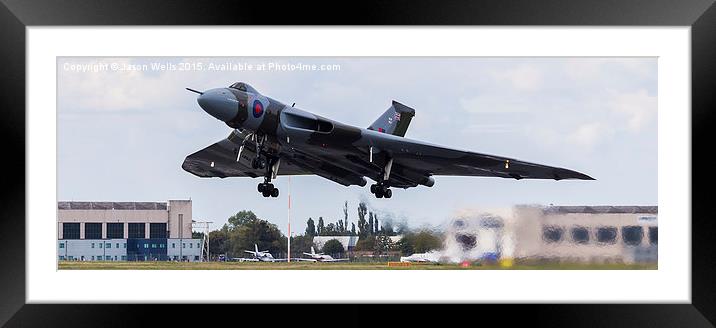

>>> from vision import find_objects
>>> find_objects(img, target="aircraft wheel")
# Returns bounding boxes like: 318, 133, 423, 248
375, 189, 384, 198
262, 190, 271, 197
384, 189, 392, 198
257, 183, 265, 193
370, 184, 378, 194
257, 157, 267, 169
271, 188, 279, 197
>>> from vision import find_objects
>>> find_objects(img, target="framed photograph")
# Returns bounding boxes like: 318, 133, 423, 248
2, 0, 714, 326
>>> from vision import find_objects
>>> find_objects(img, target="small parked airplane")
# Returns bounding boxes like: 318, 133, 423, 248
299, 246, 349, 262
233, 244, 286, 262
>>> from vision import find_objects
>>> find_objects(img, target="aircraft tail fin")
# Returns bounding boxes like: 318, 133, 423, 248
368, 101, 415, 137
311, 246, 316, 255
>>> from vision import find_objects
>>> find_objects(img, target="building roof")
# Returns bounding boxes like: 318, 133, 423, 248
542, 205, 658, 215
313, 236, 360, 250
57, 201, 168, 210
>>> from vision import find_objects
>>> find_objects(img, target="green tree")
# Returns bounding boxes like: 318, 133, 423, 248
355, 235, 376, 251
368, 213, 374, 236
227, 214, 285, 257
343, 201, 349, 235
400, 229, 443, 254
228, 210, 258, 230
317, 217, 325, 236
289, 234, 315, 258
374, 234, 393, 255
351, 223, 356, 236
322, 239, 345, 256
305, 217, 316, 237
337, 220, 345, 234
396, 237, 414, 256
325, 222, 336, 235
357, 202, 368, 236
208, 228, 229, 256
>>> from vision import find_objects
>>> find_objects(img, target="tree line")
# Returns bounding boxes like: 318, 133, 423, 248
205, 201, 443, 259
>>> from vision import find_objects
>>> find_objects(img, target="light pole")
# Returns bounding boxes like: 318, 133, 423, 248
287, 176, 291, 262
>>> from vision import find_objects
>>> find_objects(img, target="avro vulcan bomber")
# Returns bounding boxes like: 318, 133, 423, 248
183, 82, 593, 199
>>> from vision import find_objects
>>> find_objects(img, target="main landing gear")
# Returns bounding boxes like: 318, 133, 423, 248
370, 157, 394, 199
258, 180, 279, 198
370, 182, 392, 199
245, 133, 279, 198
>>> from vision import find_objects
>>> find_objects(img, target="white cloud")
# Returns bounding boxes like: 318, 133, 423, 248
567, 122, 611, 148
490, 65, 543, 91
459, 94, 529, 113
608, 88, 656, 131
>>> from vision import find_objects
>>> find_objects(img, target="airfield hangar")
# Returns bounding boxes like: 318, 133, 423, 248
445, 205, 658, 264
57, 200, 203, 261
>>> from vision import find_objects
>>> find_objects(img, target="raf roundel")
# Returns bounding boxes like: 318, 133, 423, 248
252, 100, 264, 118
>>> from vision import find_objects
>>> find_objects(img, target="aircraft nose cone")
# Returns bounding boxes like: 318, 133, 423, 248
197, 88, 239, 122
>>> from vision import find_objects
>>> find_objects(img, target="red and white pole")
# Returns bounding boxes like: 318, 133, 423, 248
287, 176, 291, 262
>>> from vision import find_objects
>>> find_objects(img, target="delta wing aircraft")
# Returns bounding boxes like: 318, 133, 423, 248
183, 82, 593, 199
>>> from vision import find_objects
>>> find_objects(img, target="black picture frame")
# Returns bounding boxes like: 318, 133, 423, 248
1, 0, 714, 326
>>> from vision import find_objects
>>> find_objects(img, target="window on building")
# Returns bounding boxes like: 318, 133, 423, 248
649, 227, 658, 245
571, 227, 589, 244
59, 256, 65, 260
189, 243, 193, 248
183, 243, 186, 248
68, 256, 74, 260
597, 227, 618, 244
151, 244, 157, 249
144, 243, 149, 249
105, 256, 111, 261
99, 243, 103, 248
542, 226, 564, 243
197, 243, 201, 248
114, 256, 118, 261
107, 223, 124, 239
105, 243, 111, 249
62, 223, 80, 239
160, 244, 165, 249
59, 243, 65, 248
622, 226, 644, 246
116, 243, 119, 248
91, 243, 94, 248
194, 256, 199, 261
172, 243, 175, 248
128, 223, 145, 239
123, 243, 127, 248
150, 223, 167, 238
91, 256, 95, 261
84, 222, 102, 239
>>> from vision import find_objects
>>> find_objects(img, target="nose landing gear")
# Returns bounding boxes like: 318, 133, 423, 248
256, 154, 280, 198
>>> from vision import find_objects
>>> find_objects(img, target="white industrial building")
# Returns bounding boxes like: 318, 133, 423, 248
57, 200, 203, 262
441, 205, 658, 264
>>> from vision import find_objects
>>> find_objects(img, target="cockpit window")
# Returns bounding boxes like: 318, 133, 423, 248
229, 82, 258, 94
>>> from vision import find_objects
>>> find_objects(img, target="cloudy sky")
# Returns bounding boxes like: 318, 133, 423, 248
57, 57, 657, 235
